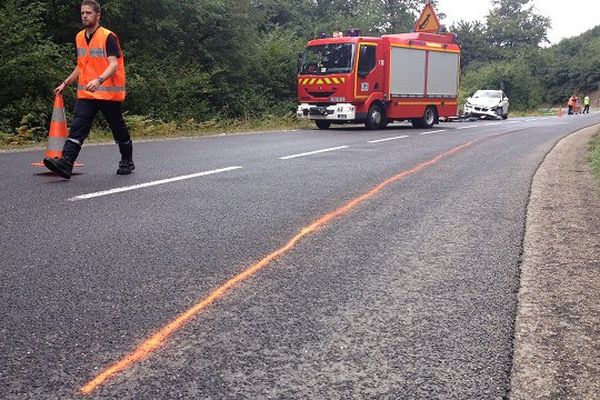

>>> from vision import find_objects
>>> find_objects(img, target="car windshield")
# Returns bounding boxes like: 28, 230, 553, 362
299, 43, 355, 75
473, 90, 502, 99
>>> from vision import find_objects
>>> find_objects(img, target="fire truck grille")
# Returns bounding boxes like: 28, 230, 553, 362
307, 91, 335, 98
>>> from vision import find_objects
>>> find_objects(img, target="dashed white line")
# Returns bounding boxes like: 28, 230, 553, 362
419, 129, 447, 136
279, 145, 349, 160
456, 125, 478, 130
69, 166, 243, 201
368, 135, 410, 143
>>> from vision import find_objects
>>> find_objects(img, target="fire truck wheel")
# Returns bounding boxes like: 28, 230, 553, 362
365, 103, 387, 130
315, 120, 331, 130
412, 106, 437, 129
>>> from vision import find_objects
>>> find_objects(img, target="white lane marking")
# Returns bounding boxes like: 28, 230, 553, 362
70, 166, 243, 201
487, 122, 502, 126
508, 120, 520, 123
525, 119, 538, 122
456, 125, 478, 130
419, 129, 447, 136
368, 135, 410, 143
279, 145, 349, 160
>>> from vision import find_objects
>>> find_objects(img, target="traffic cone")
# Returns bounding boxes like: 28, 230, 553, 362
557, 106, 563, 118
33, 95, 83, 167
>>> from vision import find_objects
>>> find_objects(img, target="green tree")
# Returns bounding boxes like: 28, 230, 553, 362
486, 0, 551, 49
451, 20, 499, 70
461, 61, 543, 109
541, 26, 600, 103
0, 0, 69, 137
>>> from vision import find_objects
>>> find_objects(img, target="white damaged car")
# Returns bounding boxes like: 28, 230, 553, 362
463, 90, 509, 120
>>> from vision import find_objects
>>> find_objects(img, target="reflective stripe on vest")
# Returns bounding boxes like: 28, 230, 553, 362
76, 27, 126, 101
77, 85, 126, 93
89, 48, 106, 58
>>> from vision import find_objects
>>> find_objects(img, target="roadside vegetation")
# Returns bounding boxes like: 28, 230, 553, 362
590, 131, 600, 181
1, 0, 599, 147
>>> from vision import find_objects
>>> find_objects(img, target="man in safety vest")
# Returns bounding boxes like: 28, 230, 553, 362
44, 0, 133, 179
583, 95, 591, 114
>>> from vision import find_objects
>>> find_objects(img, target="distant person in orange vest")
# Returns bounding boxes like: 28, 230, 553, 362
567, 95, 576, 115
574, 97, 582, 114
583, 95, 591, 114
44, 0, 134, 179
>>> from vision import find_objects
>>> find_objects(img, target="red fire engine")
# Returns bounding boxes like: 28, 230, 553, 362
296, 3, 460, 130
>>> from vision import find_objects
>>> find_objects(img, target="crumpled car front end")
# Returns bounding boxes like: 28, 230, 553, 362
463, 101, 503, 119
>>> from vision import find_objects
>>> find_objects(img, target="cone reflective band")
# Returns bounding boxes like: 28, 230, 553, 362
33, 94, 83, 167
46, 95, 68, 158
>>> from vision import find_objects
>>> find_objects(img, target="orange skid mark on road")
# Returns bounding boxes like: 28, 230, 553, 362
79, 137, 481, 395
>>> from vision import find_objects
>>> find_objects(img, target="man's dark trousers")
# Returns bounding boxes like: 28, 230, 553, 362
62, 99, 132, 162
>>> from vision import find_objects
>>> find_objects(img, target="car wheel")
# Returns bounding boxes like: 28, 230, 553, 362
315, 120, 331, 130
412, 106, 436, 129
365, 103, 387, 130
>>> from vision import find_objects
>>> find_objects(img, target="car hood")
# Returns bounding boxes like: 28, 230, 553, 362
468, 97, 503, 107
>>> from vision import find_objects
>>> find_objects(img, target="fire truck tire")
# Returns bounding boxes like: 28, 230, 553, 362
365, 103, 387, 130
315, 120, 331, 130
412, 106, 437, 129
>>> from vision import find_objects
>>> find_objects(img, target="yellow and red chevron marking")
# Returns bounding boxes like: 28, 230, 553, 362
299, 77, 346, 85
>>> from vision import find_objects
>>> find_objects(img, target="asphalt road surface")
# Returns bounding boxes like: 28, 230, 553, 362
2, 113, 600, 399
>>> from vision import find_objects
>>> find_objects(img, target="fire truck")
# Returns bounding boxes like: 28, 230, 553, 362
296, 3, 460, 130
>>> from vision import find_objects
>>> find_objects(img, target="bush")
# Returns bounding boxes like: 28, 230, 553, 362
0, 0, 70, 138
460, 60, 544, 110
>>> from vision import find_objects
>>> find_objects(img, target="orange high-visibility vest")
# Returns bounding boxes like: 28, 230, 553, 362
567, 97, 576, 107
76, 27, 126, 101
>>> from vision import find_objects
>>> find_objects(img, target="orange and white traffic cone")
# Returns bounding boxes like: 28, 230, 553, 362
557, 106, 563, 118
33, 95, 82, 167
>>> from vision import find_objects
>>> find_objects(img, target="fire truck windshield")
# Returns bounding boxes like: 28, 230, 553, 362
299, 43, 355, 75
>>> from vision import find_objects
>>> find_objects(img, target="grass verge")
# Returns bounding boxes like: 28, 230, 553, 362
0, 113, 313, 150
590, 129, 600, 181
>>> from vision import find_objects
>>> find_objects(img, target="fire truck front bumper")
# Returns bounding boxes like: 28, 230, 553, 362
297, 103, 357, 121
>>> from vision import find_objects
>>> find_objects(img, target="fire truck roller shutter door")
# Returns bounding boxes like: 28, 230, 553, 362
426, 51, 459, 97
390, 47, 426, 97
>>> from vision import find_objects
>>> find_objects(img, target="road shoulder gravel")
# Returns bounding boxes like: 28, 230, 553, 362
510, 124, 600, 399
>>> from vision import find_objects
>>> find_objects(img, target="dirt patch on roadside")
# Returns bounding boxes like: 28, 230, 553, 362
510, 125, 600, 399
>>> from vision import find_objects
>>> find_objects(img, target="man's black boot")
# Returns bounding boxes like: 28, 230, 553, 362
43, 157, 74, 179
117, 158, 135, 175
116, 140, 134, 175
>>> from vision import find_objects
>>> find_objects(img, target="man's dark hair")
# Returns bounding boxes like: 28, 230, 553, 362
81, 0, 100, 13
